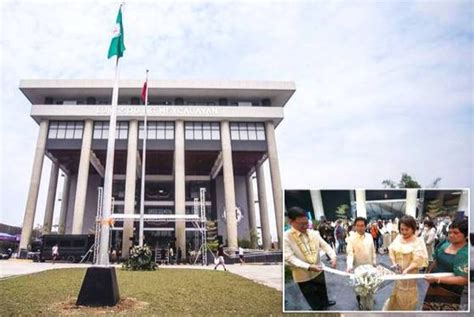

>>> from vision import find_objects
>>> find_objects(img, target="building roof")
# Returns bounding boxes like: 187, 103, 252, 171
19, 79, 296, 107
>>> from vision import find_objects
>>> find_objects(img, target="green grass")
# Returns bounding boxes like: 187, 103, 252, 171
0, 268, 282, 315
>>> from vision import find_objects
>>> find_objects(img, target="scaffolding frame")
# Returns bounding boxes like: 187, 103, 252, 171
93, 187, 104, 264
109, 187, 208, 265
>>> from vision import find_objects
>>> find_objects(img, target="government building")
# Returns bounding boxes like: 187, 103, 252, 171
18, 79, 295, 258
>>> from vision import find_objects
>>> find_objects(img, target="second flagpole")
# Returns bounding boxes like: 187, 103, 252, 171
139, 69, 149, 247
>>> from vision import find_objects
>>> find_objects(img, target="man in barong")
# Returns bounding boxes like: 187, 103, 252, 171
284, 206, 337, 310
346, 216, 377, 308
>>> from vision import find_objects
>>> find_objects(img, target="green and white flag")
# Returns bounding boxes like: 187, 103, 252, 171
107, 6, 126, 59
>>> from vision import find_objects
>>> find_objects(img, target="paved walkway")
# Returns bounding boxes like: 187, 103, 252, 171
0, 259, 94, 279
0, 260, 282, 291
224, 263, 282, 291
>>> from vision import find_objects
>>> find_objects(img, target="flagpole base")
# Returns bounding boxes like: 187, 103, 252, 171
76, 266, 120, 306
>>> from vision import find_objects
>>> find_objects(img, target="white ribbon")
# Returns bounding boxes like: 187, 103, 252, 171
322, 265, 454, 280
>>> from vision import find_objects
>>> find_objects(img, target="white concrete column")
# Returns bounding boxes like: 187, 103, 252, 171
122, 120, 138, 258
72, 119, 93, 234
19, 120, 49, 253
355, 189, 367, 218
406, 189, 418, 218
220, 121, 238, 250
42, 160, 59, 234
457, 189, 469, 217
246, 173, 258, 249
310, 190, 325, 222
174, 120, 186, 254
58, 173, 70, 234
265, 121, 283, 249
256, 163, 271, 250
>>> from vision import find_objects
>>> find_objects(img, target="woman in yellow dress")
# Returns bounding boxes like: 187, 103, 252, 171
383, 215, 429, 311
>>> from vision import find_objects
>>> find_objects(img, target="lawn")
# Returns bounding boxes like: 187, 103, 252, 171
0, 268, 283, 315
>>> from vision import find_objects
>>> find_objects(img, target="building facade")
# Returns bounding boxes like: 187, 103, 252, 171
18, 79, 295, 257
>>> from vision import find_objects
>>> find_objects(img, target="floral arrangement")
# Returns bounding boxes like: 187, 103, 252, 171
351, 264, 383, 310
122, 244, 157, 271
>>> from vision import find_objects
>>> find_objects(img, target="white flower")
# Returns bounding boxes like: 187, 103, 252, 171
351, 265, 383, 297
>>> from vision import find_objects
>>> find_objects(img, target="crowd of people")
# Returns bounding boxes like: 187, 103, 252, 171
316, 214, 458, 259
284, 206, 469, 312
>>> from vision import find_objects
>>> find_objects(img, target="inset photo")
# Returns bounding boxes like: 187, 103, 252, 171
283, 189, 470, 313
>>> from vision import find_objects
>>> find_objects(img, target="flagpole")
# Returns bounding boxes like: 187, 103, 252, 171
139, 70, 149, 247
76, 4, 123, 308
96, 55, 120, 266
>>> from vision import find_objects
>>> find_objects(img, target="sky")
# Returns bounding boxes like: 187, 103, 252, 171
0, 0, 473, 237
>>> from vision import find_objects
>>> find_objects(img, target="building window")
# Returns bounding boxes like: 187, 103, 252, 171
93, 122, 109, 139
116, 122, 128, 139
185, 122, 220, 140
48, 121, 84, 139
93, 121, 128, 139
139, 121, 174, 140
230, 122, 265, 141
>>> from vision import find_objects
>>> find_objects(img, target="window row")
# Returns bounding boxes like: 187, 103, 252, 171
139, 122, 174, 140
44, 97, 272, 107
185, 122, 220, 140
48, 121, 266, 141
48, 121, 84, 139
93, 121, 129, 139
230, 122, 265, 140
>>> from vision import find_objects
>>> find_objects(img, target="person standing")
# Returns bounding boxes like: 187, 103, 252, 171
110, 249, 117, 264
318, 221, 334, 261
160, 248, 167, 265
318, 221, 330, 244
284, 207, 337, 311
346, 224, 355, 240
423, 218, 469, 311
422, 220, 437, 263
346, 217, 377, 272
214, 244, 227, 271
377, 220, 384, 251
238, 246, 245, 265
346, 217, 377, 309
177, 247, 182, 265
335, 220, 345, 254
169, 246, 174, 265
382, 220, 392, 252
52, 243, 59, 264
370, 223, 381, 253
392, 218, 399, 242
187, 242, 192, 264
383, 215, 429, 311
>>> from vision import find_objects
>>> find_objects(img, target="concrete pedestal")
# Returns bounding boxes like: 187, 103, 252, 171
76, 266, 120, 307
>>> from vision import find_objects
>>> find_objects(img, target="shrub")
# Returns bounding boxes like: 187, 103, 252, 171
122, 244, 157, 271
238, 239, 251, 248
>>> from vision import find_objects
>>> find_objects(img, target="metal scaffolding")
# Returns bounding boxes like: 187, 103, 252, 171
93, 187, 104, 264
109, 187, 208, 264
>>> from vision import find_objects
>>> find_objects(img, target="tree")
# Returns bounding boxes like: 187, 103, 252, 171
428, 177, 442, 188
335, 204, 349, 220
426, 199, 443, 219
381, 173, 440, 189
382, 179, 397, 188
398, 173, 421, 188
